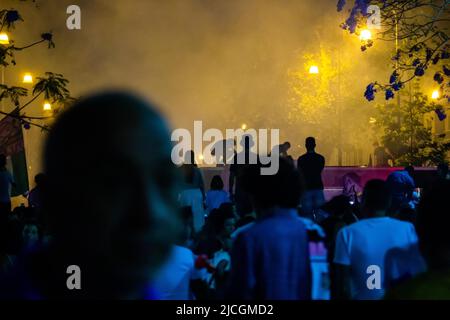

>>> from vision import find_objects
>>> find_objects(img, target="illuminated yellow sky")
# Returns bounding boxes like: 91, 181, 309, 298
1, 0, 441, 184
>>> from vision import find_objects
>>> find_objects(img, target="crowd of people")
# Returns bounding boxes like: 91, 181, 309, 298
0, 91, 449, 300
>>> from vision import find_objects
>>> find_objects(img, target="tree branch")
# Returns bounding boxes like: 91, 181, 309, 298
0, 110, 49, 131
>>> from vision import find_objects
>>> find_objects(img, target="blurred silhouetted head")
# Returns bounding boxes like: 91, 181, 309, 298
22, 223, 40, 248
219, 202, 236, 217
210, 175, 224, 190
343, 172, 361, 186
207, 208, 236, 237
305, 137, 316, 152
404, 165, 415, 177
361, 179, 391, 217
43, 91, 181, 298
242, 157, 304, 211
34, 173, 46, 186
322, 195, 352, 217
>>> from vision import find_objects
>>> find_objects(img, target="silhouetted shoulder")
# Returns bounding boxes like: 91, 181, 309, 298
242, 214, 307, 240
297, 154, 307, 164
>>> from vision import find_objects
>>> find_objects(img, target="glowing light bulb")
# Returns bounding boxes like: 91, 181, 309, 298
23, 73, 33, 84
309, 65, 319, 74
431, 90, 440, 100
0, 33, 9, 45
43, 102, 52, 111
360, 29, 372, 41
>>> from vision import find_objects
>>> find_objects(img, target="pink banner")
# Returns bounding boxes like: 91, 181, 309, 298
200, 166, 436, 193
0, 114, 24, 156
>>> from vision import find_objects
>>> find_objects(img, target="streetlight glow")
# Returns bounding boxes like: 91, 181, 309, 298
43, 102, 52, 111
360, 29, 372, 41
0, 33, 9, 45
23, 73, 33, 84
431, 90, 440, 100
309, 65, 319, 74
241, 123, 247, 130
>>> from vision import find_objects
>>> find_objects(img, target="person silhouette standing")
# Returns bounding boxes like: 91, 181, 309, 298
229, 135, 258, 217
297, 137, 325, 219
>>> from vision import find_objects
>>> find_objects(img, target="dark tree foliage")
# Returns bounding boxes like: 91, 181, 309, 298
337, 1, 449, 107
0, 1, 73, 131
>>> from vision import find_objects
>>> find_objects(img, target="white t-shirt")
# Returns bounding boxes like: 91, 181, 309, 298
205, 190, 230, 213
334, 217, 425, 300
152, 245, 195, 300
179, 188, 205, 232
204, 249, 231, 289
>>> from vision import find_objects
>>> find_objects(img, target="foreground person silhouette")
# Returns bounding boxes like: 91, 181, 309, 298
227, 158, 311, 300
385, 180, 450, 299
1, 92, 181, 299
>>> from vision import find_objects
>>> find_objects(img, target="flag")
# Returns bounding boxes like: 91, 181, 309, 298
0, 111, 29, 196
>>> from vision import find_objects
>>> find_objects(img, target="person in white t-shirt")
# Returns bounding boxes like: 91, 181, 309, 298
179, 152, 206, 232
151, 245, 196, 300
205, 175, 230, 214
333, 179, 425, 300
